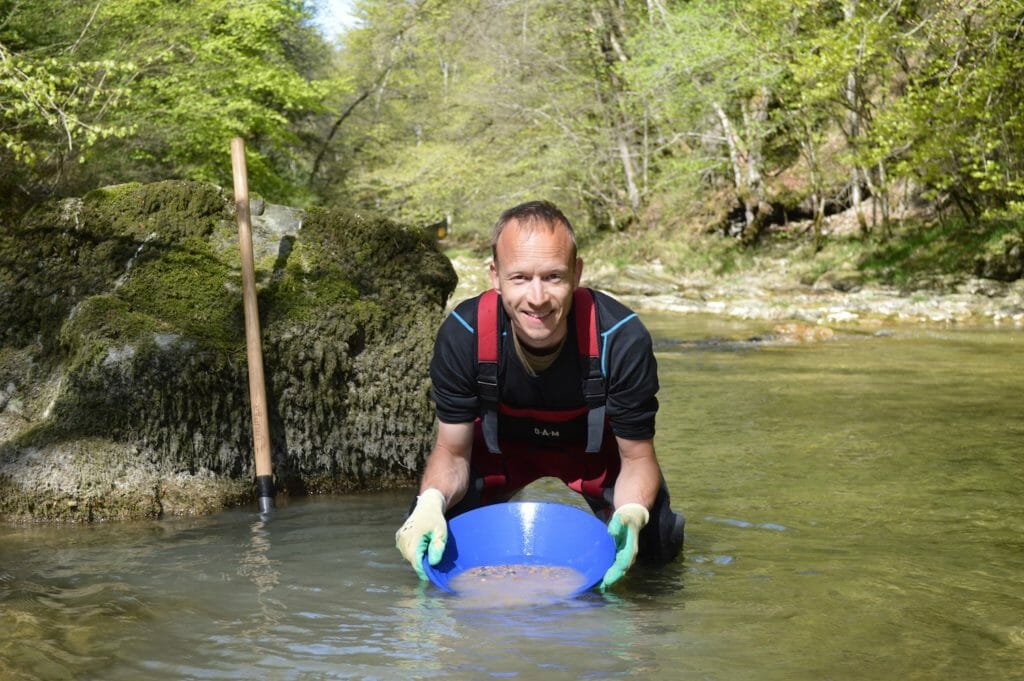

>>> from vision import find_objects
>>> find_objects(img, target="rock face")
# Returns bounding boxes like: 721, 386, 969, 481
0, 181, 457, 521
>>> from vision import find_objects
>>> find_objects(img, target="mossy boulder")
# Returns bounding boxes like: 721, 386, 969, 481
0, 181, 457, 521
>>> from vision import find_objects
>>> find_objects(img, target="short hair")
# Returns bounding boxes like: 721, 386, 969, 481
491, 200, 577, 263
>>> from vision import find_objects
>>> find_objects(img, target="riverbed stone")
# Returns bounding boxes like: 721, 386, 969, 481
813, 270, 864, 293
0, 181, 456, 521
771, 323, 836, 342
956, 278, 1009, 298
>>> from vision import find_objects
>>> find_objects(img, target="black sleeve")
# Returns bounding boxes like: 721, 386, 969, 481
429, 298, 480, 424
597, 293, 659, 440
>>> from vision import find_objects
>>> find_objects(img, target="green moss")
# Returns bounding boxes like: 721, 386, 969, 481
0, 181, 235, 355
263, 249, 360, 325
261, 206, 457, 349
60, 295, 164, 349
0, 346, 24, 386
300, 206, 458, 309
81, 180, 229, 241
2, 185, 460, 520
117, 240, 243, 353
0, 214, 135, 351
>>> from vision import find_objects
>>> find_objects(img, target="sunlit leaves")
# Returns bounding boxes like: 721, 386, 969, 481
0, 40, 134, 165
1, 0, 334, 204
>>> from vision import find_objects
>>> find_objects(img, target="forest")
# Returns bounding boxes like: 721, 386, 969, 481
2, 0, 1022, 270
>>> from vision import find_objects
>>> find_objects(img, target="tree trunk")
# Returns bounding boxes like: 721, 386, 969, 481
743, 89, 769, 243
716, 92, 768, 244
876, 160, 892, 238
617, 130, 641, 215
845, 0, 869, 237
714, 102, 744, 192
801, 124, 826, 251
714, 101, 759, 240
590, 2, 642, 221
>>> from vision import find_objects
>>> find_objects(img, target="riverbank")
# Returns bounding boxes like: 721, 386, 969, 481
445, 204, 1024, 330
445, 245, 1024, 330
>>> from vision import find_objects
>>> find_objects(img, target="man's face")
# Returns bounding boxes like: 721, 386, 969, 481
488, 219, 583, 351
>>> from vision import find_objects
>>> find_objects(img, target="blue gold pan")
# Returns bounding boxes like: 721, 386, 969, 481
422, 502, 615, 596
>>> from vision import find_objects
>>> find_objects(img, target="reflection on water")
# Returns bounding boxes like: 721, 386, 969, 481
237, 517, 285, 640
1, 317, 1022, 680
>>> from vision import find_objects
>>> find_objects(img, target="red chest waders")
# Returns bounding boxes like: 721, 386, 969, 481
466, 288, 617, 505
476, 288, 607, 454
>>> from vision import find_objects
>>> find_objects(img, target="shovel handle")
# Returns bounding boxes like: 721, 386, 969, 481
231, 137, 274, 513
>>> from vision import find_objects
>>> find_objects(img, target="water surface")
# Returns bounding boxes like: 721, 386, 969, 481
2, 315, 1022, 680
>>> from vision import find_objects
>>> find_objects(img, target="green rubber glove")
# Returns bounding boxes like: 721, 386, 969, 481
395, 488, 448, 580
600, 503, 650, 590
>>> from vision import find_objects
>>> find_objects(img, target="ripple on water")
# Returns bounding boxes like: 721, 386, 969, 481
703, 515, 789, 532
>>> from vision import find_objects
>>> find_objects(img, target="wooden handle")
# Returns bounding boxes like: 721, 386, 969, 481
230, 138, 274, 505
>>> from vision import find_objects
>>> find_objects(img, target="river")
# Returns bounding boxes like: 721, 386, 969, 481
1, 314, 1022, 680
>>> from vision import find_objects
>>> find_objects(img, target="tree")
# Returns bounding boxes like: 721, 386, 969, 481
864, 0, 1024, 219
321, 0, 678, 234
78, 0, 333, 202
1, 0, 336, 209
629, 0, 800, 242
0, 2, 133, 210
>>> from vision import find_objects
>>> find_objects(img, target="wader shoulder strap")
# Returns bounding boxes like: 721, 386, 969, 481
476, 290, 501, 453
476, 288, 607, 454
573, 288, 606, 453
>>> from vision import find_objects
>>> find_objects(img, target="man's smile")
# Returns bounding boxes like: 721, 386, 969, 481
522, 309, 552, 322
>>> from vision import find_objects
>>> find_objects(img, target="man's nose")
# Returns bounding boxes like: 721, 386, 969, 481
526, 277, 546, 305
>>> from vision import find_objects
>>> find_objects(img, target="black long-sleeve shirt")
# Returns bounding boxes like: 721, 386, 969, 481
429, 288, 659, 442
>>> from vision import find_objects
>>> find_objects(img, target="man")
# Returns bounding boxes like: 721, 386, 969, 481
395, 200, 684, 589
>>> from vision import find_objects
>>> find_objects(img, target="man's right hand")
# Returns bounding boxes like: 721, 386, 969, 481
394, 488, 448, 580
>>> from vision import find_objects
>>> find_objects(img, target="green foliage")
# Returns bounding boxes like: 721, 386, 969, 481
858, 214, 1024, 285
863, 1, 1024, 215
318, 0, 1023, 262
3, 0, 1023, 276
1, 0, 336, 208
82, 0, 334, 202
0, 43, 133, 164
325, 0, 669, 234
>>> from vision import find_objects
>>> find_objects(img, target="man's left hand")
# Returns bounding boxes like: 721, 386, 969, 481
600, 503, 650, 590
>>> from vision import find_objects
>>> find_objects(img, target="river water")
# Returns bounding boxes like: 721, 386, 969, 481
1, 314, 1022, 680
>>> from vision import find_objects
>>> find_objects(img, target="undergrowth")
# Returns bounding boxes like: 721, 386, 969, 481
439, 209, 1024, 288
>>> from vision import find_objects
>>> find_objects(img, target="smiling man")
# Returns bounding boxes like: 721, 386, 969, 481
395, 201, 684, 589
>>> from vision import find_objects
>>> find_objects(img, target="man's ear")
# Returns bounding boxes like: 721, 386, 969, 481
573, 257, 584, 287
489, 260, 500, 291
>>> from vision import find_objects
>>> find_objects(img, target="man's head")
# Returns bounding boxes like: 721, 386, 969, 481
488, 201, 583, 351
490, 201, 578, 265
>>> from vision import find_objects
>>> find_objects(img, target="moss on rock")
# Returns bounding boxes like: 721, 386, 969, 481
0, 180, 233, 356
1, 181, 457, 521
